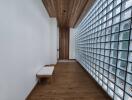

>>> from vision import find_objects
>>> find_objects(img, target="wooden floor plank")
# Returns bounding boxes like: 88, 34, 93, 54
27, 61, 111, 100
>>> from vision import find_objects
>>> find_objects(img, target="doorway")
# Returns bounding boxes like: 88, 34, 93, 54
59, 27, 69, 60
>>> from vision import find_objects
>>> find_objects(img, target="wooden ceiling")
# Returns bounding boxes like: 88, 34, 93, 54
42, 0, 95, 28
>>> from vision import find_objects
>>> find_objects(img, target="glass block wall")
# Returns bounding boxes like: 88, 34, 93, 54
75, 0, 132, 99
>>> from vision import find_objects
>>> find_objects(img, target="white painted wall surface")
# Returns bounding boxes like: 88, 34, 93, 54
0, 0, 57, 100
69, 28, 76, 59
57, 27, 59, 59
50, 18, 58, 64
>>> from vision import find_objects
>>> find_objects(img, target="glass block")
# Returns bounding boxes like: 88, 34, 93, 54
103, 76, 108, 84
124, 93, 132, 100
117, 60, 127, 70
107, 11, 113, 20
111, 33, 119, 41
107, 19, 112, 27
104, 57, 109, 63
119, 41, 129, 50
101, 50, 104, 55
106, 27, 111, 34
98, 6, 102, 14
104, 70, 108, 77
98, 19, 102, 25
107, 3, 113, 12
128, 52, 132, 62
108, 81, 115, 90
119, 31, 130, 40
109, 66, 116, 74
95, 76, 98, 81
115, 86, 124, 98
100, 68, 103, 74
121, 8, 131, 21
110, 50, 117, 58
101, 30, 105, 36
114, 94, 122, 100
96, 65, 99, 71
94, 60, 99, 66
99, 79, 103, 86
103, 83, 107, 91
104, 63, 109, 71
101, 43, 105, 48
122, 0, 132, 11
129, 41, 132, 51
110, 58, 117, 66
97, 44, 101, 49
103, 1, 107, 9
108, 0, 113, 4
116, 78, 125, 89
114, 0, 121, 7
93, 74, 96, 78
103, 9, 107, 16
113, 5, 121, 16
127, 62, 132, 73
99, 73, 103, 79
105, 50, 110, 56
102, 16, 106, 23
101, 37, 104, 42
118, 51, 128, 60
106, 35, 111, 42
125, 83, 132, 96
113, 15, 120, 24
111, 42, 118, 49
109, 73, 116, 82
108, 88, 114, 98
100, 61, 104, 68
112, 24, 119, 33
116, 69, 126, 80
120, 19, 131, 31
126, 73, 132, 85
102, 23, 106, 29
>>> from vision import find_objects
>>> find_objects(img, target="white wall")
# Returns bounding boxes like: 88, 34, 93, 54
57, 27, 59, 59
50, 18, 58, 64
69, 28, 76, 59
0, 0, 57, 100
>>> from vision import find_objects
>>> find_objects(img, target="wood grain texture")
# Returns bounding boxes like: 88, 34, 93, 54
27, 61, 111, 100
59, 27, 69, 59
42, 0, 95, 28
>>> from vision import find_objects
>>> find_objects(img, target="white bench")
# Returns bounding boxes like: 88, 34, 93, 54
36, 66, 54, 83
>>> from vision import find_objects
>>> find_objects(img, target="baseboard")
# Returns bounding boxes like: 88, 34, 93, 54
76, 60, 112, 100
45, 64, 56, 66
25, 81, 38, 100
57, 59, 76, 60
58, 59, 76, 63
69, 59, 76, 60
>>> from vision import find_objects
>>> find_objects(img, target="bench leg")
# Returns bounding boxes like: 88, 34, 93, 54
47, 77, 52, 84
38, 78, 41, 84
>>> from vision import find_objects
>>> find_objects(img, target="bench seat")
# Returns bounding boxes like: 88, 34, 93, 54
36, 66, 54, 83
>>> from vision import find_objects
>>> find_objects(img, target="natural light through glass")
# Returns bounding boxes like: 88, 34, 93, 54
75, 0, 132, 100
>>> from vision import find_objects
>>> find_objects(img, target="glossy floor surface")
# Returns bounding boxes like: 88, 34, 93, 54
27, 61, 111, 100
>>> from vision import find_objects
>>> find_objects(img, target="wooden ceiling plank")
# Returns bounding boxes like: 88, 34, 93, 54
42, 0, 95, 28
69, 0, 80, 27
74, 0, 95, 27
50, 0, 56, 17
70, 0, 82, 27
63, 0, 70, 27
42, 0, 56, 17
71, 0, 88, 27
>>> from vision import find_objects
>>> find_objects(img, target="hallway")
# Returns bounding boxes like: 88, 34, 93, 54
27, 61, 111, 100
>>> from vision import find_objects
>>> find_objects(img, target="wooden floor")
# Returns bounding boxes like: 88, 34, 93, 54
27, 61, 111, 100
